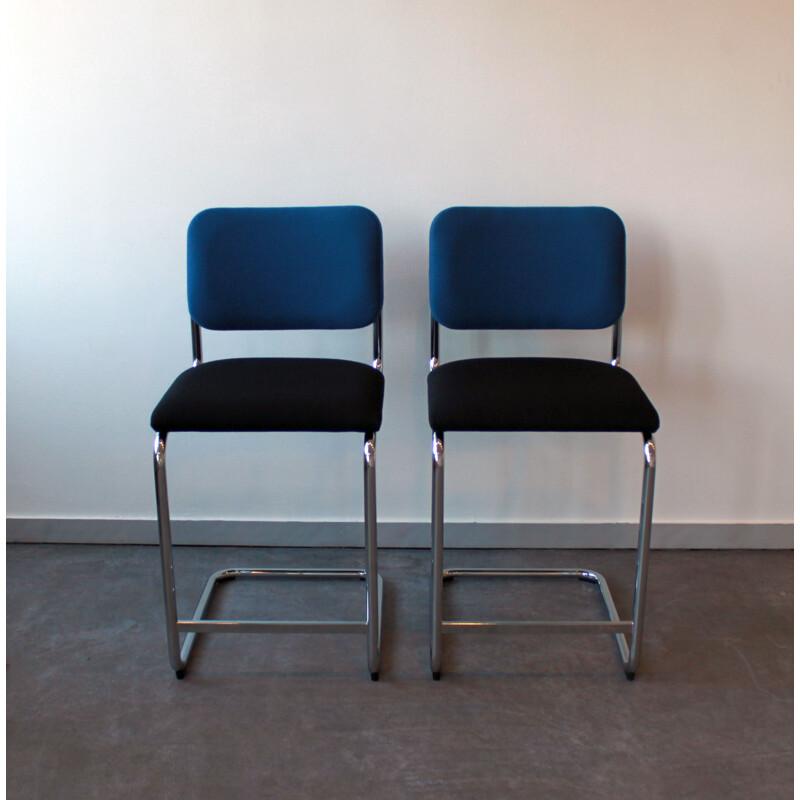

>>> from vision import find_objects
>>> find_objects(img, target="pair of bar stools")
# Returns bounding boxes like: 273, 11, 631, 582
151, 206, 659, 682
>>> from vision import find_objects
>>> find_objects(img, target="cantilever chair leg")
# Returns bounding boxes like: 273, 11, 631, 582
153, 431, 384, 680
153, 432, 187, 678
624, 435, 656, 679
363, 434, 381, 680
429, 434, 657, 680
430, 432, 445, 679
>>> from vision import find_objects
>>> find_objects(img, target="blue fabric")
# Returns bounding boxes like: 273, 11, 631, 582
429, 207, 625, 329
188, 207, 383, 330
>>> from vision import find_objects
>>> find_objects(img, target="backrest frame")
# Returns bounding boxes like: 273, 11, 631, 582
190, 314, 383, 372
428, 316, 622, 371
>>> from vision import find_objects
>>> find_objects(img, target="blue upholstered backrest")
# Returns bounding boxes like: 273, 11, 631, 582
188, 207, 383, 330
429, 207, 625, 330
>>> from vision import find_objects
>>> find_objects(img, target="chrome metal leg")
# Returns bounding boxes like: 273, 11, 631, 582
430, 432, 445, 679
625, 436, 657, 679
153, 431, 383, 680
363, 435, 380, 680
431, 434, 657, 681
153, 433, 187, 678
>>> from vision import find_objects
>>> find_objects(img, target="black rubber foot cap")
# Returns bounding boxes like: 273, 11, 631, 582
625, 671, 635, 681
432, 671, 441, 681
175, 669, 185, 680
370, 672, 379, 682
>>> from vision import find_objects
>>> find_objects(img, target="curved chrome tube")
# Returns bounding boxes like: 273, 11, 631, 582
154, 430, 384, 679
363, 436, 376, 467
431, 431, 444, 466
428, 433, 657, 681
153, 430, 167, 465
644, 437, 656, 468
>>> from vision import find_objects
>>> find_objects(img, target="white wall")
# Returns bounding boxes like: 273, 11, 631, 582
7, 0, 792, 527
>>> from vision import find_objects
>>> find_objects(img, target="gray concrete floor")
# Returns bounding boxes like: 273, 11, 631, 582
6, 544, 793, 799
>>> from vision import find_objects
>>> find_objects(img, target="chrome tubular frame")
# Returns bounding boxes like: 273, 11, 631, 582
429, 316, 440, 371
430, 432, 445, 678
626, 436, 656, 674
363, 434, 381, 676
191, 320, 203, 367
153, 431, 384, 680
372, 314, 383, 371
154, 432, 184, 674
429, 432, 657, 681
611, 319, 622, 367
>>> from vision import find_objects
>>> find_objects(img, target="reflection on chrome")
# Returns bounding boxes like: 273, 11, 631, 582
611, 319, 622, 367
644, 437, 656, 467
372, 315, 383, 372
432, 432, 444, 465
191, 320, 203, 367
430, 316, 440, 371
363, 437, 376, 467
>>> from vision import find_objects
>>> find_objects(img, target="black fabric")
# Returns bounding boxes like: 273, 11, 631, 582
151, 358, 384, 434
428, 358, 659, 434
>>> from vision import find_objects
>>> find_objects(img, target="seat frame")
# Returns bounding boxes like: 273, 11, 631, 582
429, 316, 656, 680
154, 316, 384, 680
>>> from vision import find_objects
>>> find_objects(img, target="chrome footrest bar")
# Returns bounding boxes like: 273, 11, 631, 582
205, 567, 374, 582
442, 620, 633, 634
178, 567, 383, 666
441, 568, 632, 641
444, 568, 606, 580
178, 621, 368, 634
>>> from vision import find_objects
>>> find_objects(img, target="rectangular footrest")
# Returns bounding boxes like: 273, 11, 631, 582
177, 567, 383, 665
440, 566, 632, 661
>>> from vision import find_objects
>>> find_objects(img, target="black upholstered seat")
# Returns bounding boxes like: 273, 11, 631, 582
151, 358, 384, 434
428, 357, 659, 435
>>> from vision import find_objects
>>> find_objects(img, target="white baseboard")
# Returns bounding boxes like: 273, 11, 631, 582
5, 518, 793, 549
